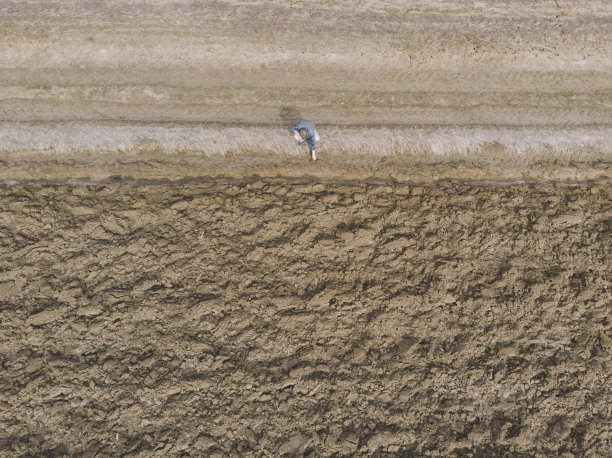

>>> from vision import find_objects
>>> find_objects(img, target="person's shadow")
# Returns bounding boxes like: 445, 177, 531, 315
279, 106, 303, 130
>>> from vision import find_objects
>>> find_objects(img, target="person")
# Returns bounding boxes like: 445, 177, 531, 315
291, 120, 320, 161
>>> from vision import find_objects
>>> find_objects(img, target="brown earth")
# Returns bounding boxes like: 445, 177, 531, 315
1, 177, 610, 456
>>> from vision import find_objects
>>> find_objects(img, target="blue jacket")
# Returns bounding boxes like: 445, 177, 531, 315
292, 120, 317, 150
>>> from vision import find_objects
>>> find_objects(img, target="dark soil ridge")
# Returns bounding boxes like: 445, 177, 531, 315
0, 174, 610, 188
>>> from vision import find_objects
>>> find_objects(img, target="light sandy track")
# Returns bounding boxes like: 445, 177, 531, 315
1, 122, 610, 183
1, 0, 611, 130
0, 0, 610, 183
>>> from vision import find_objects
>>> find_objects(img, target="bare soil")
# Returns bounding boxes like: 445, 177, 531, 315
1, 1, 611, 455
1, 177, 610, 456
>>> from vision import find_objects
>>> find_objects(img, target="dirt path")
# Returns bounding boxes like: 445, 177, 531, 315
1, 1, 610, 127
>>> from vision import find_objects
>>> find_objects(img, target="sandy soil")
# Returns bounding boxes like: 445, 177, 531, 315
1, 0, 610, 127
0, 178, 610, 456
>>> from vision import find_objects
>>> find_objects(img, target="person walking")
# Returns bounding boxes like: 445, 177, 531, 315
291, 120, 320, 161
